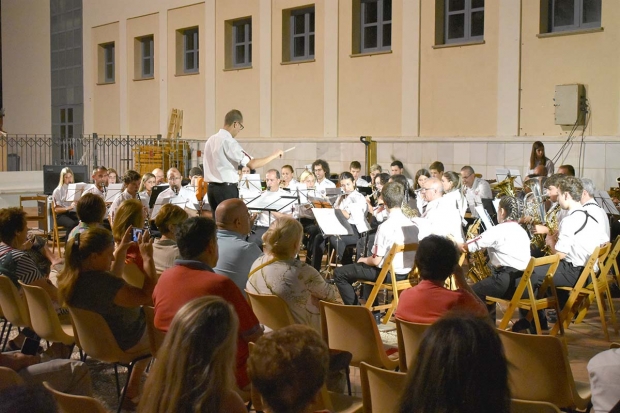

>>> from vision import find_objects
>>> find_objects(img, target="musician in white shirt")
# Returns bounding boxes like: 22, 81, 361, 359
280, 165, 298, 190
350, 161, 370, 188
413, 178, 464, 243
151, 168, 186, 220
312, 159, 336, 195
82, 166, 109, 200
581, 178, 610, 240
108, 170, 147, 225
180, 167, 210, 214
441, 171, 467, 221
460, 166, 492, 219
52, 167, 79, 237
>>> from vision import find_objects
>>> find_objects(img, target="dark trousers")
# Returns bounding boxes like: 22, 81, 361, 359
311, 227, 360, 272
472, 265, 522, 321
334, 263, 408, 306
207, 183, 239, 213
56, 211, 78, 241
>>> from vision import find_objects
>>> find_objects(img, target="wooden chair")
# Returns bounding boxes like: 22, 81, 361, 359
19, 281, 78, 355
571, 239, 619, 341
395, 318, 430, 372
43, 382, 109, 413
142, 305, 165, 356
246, 290, 295, 331
359, 362, 407, 413
320, 301, 399, 370
50, 199, 67, 257
0, 275, 32, 351
362, 242, 419, 324
0, 366, 24, 391
485, 254, 563, 335
19, 195, 49, 236
498, 329, 591, 411
510, 399, 561, 413
550, 243, 610, 337
68, 307, 151, 413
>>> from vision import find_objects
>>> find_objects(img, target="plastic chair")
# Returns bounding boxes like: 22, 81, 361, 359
320, 301, 399, 370
245, 290, 295, 330
68, 307, 151, 413
551, 243, 610, 337
361, 242, 419, 324
485, 254, 563, 335
19, 281, 76, 350
43, 382, 109, 413
395, 318, 430, 372
498, 329, 591, 411
359, 361, 407, 413
50, 199, 67, 257
0, 275, 32, 351
0, 366, 24, 391
142, 306, 165, 356
511, 399, 561, 413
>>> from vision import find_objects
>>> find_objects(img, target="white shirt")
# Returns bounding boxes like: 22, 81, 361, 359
203, 129, 252, 183
82, 184, 106, 200
108, 191, 148, 224
314, 178, 336, 196
467, 221, 531, 270
414, 196, 465, 243
179, 185, 210, 211
582, 200, 610, 240
282, 179, 299, 190
336, 190, 369, 232
356, 177, 370, 187
372, 209, 420, 273
443, 189, 467, 219
151, 187, 187, 220
555, 206, 608, 267
52, 185, 72, 208
254, 189, 294, 227
464, 177, 492, 218
588, 348, 620, 413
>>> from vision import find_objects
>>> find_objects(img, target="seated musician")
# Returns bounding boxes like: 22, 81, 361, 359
108, 170, 145, 226
530, 173, 568, 253
558, 164, 576, 176
514, 176, 609, 332
441, 171, 467, 221
309, 172, 368, 271
82, 166, 109, 200
52, 167, 79, 239
247, 169, 293, 249
350, 161, 370, 187
460, 166, 492, 219
312, 159, 336, 195
333, 182, 418, 306
280, 165, 298, 190
414, 168, 431, 213
457, 196, 531, 321
369, 164, 382, 182
389, 174, 418, 219
581, 178, 610, 240
180, 166, 210, 215
151, 167, 185, 220
413, 177, 464, 243
395, 235, 486, 324
429, 161, 444, 179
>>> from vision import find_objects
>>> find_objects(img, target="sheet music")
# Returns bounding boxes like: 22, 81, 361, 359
475, 205, 495, 231
495, 168, 523, 188
238, 174, 262, 192
105, 183, 123, 203
150, 197, 170, 220
66, 183, 88, 202
312, 208, 350, 236
246, 192, 297, 212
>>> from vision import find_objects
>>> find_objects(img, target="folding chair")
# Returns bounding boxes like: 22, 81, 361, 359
50, 199, 68, 257
485, 254, 562, 335
395, 318, 430, 372
550, 243, 610, 337
362, 242, 419, 324
359, 362, 407, 413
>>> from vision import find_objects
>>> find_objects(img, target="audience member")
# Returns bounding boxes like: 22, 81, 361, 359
398, 315, 510, 413
588, 347, 620, 413
140, 296, 246, 413
112, 199, 150, 285
152, 204, 187, 276
153, 217, 262, 390
248, 325, 330, 413
68, 193, 107, 239
395, 235, 486, 323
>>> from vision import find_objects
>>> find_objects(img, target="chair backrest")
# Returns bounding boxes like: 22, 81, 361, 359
19, 281, 74, 345
597, 238, 620, 280
511, 254, 560, 302
510, 398, 561, 413
395, 318, 430, 372
0, 275, 31, 328
19, 195, 49, 232
143, 305, 166, 356
0, 366, 24, 391
246, 290, 295, 330
359, 361, 407, 413
320, 301, 398, 369
43, 382, 109, 413
67, 306, 132, 365
498, 329, 581, 408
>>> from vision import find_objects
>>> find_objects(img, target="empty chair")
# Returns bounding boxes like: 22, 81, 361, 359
395, 318, 430, 372
43, 382, 108, 413
359, 362, 407, 413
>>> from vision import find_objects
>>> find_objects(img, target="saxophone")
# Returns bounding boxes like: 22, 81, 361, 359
465, 219, 492, 283
402, 201, 419, 219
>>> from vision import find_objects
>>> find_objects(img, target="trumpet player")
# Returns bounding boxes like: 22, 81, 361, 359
457, 196, 531, 321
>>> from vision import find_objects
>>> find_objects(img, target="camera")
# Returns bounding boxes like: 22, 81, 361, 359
132, 228, 143, 242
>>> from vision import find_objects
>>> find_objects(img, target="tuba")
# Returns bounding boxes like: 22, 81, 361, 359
492, 175, 517, 198
465, 219, 492, 283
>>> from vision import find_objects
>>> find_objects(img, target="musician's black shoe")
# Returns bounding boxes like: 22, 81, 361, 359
545, 309, 558, 324
511, 318, 531, 334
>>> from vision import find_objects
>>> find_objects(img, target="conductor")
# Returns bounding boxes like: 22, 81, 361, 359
203, 109, 283, 211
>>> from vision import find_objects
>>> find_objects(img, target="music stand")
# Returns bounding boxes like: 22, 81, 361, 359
238, 174, 262, 192
495, 168, 524, 188
357, 186, 373, 196
66, 183, 88, 202
105, 183, 123, 203
149, 185, 170, 209
245, 192, 298, 226
595, 190, 619, 215
312, 208, 355, 277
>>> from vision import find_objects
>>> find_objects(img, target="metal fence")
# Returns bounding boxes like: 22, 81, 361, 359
0, 134, 204, 176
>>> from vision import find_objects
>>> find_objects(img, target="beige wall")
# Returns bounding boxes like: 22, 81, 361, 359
92, 22, 121, 134
1, 0, 51, 134
127, 13, 160, 135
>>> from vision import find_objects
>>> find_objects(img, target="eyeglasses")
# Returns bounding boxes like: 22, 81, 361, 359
421, 187, 435, 192
236, 121, 244, 131
462, 174, 473, 180
168, 176, 182, 181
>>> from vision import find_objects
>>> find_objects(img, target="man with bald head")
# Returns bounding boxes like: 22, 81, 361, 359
152, 168, 165, 185
413, 177, 464, 243
214, 198, 262, 295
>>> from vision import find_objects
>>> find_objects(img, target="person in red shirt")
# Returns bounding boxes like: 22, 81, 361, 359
153, 216, 262, 391
396, 235, 487, 324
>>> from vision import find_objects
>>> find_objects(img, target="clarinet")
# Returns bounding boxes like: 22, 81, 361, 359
136, 192, 151, 231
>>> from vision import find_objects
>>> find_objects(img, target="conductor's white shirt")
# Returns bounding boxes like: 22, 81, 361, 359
203, 129, 252, 184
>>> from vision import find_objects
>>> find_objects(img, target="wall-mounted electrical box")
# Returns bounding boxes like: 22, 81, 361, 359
554, 84, 586, 125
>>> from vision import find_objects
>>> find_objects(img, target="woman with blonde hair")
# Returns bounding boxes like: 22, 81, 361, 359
442, 171, 467, 220
139, 296, 246, 413
247, 216, 338, 331
52, 166, 79, 237
138, 172, 156, 198
112, 199, 151, 286
152, 203, 188, 276
57, 226, 155, 409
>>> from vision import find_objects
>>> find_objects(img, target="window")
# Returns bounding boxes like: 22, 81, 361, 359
233, 19, 252, 68
443, 0, 484, 44
98, 42, 115, 83
360, 0, 392, 53
548, 0, 601, 32
290, 7, 315, 61
139, 36, 154, 78
183, 28, 199, 73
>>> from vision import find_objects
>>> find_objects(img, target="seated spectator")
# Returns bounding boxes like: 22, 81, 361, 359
588, 347, 620, 413
214, 199, 262, 295
395, 235, 487, 323
153, 217, 262, 391
398, 315, 510, 413
248, 325, 329, 413
140, 296, 246, 413
0, 353, 92, 396
67, 193, 107, 239
112, 199, 149, 285
57, 227, 155, 408
152, 204, 187, 277
247, 216, 338, 331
